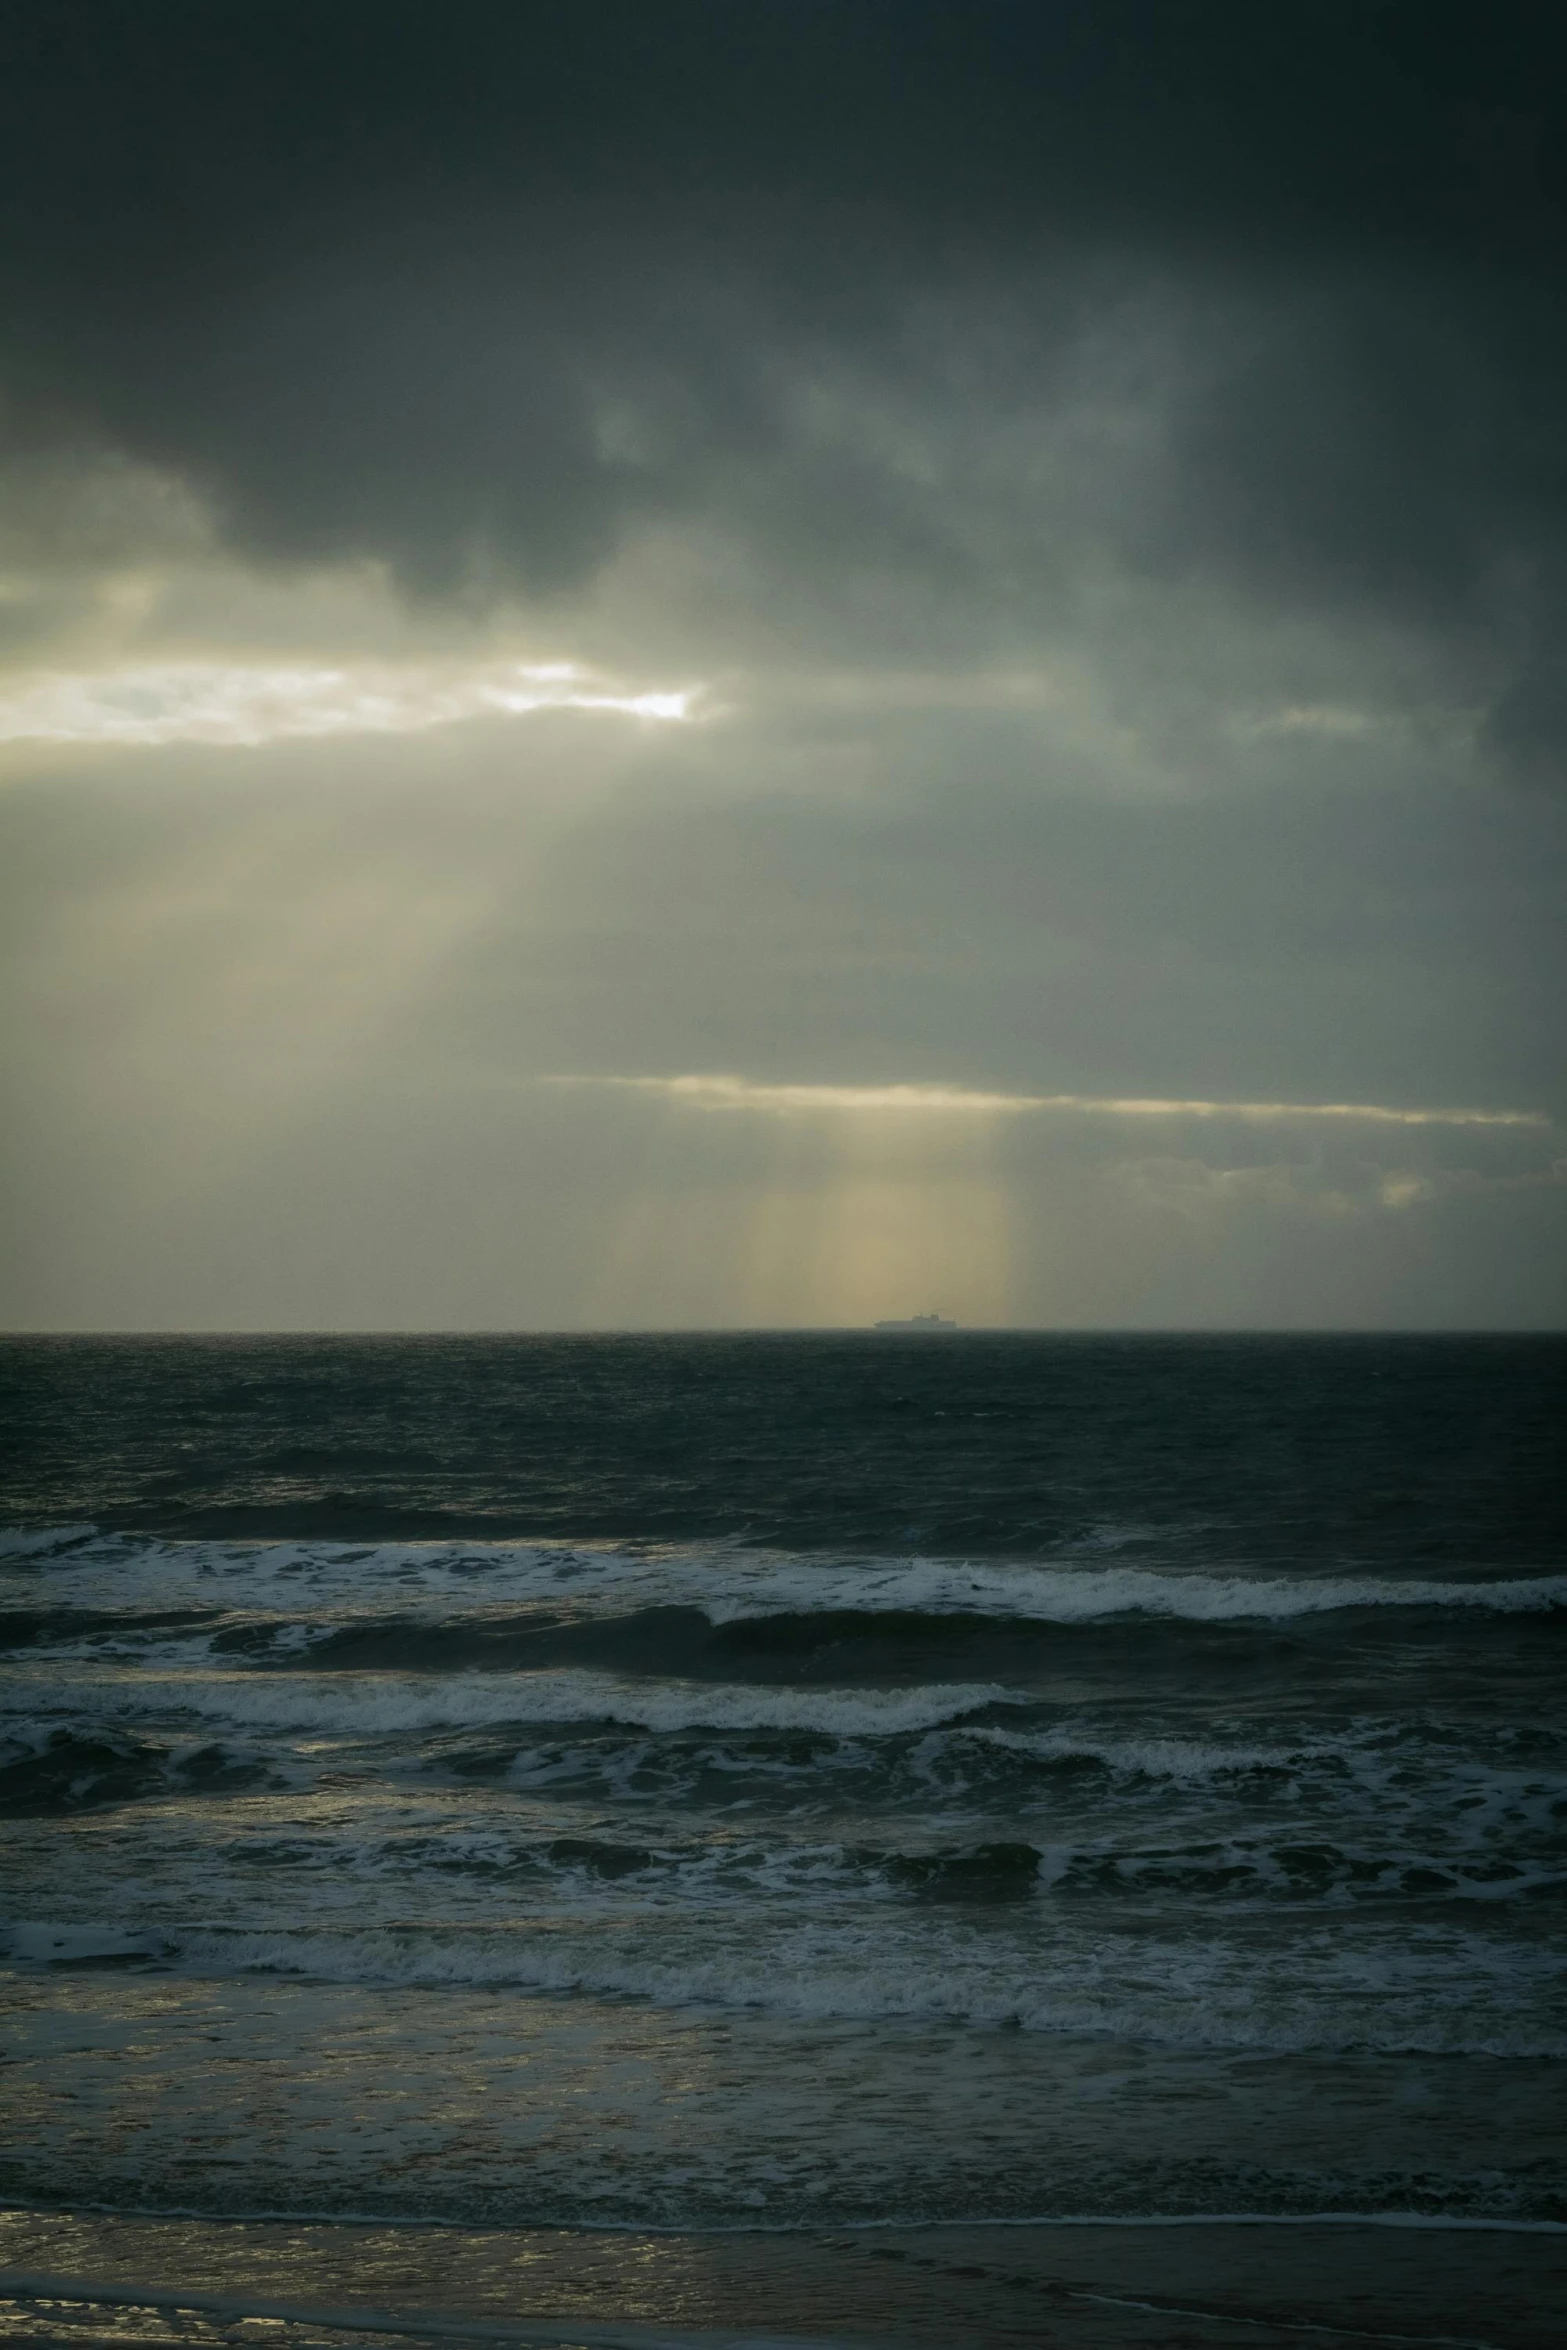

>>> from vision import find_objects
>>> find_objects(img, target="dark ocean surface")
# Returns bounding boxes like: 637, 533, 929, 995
2, 1333, 1564, 2240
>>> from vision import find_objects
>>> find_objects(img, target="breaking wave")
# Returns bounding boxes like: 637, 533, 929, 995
6, 1914, 1563, 2060
6, 1525, 1565, 1628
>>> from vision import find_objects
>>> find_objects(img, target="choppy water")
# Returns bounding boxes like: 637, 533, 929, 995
2, 1334, 1563, 2230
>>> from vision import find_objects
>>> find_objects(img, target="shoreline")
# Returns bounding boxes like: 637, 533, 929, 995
2, 2204, 1563, 2348
4, 2197, 1565, 2235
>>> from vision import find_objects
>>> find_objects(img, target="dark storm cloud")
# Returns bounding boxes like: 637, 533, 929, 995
4, 3, 1567, 769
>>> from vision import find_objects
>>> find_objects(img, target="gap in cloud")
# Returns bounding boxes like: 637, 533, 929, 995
543, 1074, 1549, 1130
0, 658, 703, 749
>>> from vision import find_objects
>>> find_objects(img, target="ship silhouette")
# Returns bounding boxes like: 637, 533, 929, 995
873, 1311, 957, 1330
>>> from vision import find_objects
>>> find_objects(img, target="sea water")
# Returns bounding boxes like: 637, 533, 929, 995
1, 1333, 1563, 2238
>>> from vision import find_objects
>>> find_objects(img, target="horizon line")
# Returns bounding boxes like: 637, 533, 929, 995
4, 1325, 1564, 1341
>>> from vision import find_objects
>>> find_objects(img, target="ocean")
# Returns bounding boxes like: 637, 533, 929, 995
2, 1332, 1564, 2344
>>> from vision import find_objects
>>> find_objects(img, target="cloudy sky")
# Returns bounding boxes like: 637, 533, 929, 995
2, 1, 1564, 1329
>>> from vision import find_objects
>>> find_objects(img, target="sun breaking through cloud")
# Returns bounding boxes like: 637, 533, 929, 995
0, 661, 701, 750
1, 2, 1563, 1330
545, 1076, 1550, 1131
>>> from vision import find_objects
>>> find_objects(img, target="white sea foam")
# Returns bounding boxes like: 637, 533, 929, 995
958, 1719, 1567, 1814
3, 1922, 164, 1966
0, 1664, 1028, 1739
0, 1523, 97, 1560
720, 1556, 1567, 1624
964, 1725, 1308, 1779
5, 1524, 1565, 1628
7, 1914, 1562, 2059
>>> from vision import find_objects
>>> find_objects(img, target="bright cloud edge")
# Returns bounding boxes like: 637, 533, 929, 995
542, 1075, 1549, 1129
0, 661, 702, 749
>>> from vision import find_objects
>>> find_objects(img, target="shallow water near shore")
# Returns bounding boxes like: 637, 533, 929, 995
2, 1334, 1564, 2333
2, 2207, 1565, 2348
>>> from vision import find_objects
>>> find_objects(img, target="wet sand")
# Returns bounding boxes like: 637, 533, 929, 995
1, 2207, 1563, 2347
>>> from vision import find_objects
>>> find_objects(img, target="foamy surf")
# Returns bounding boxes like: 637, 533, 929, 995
6, 1525, 1565, 1626
5, 1334, 1564, 2233
7, 1913, 1564, 2060
0, 1664, 1030, 1738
